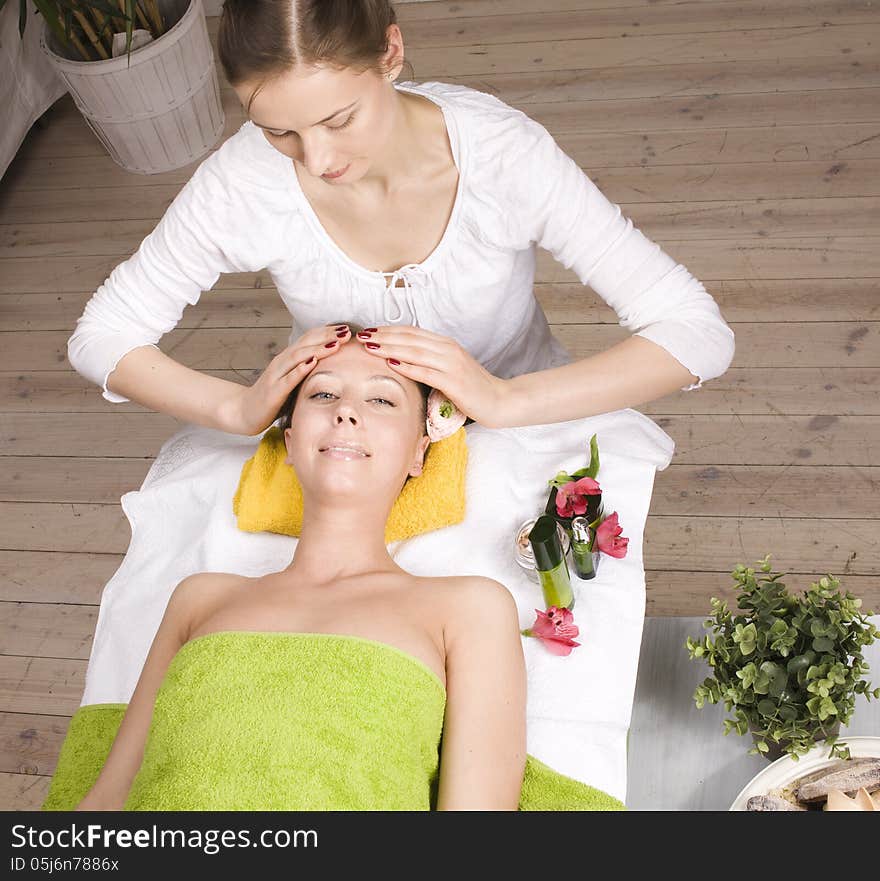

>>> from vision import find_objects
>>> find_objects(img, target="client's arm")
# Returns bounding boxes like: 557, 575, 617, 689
74, 575, 206, 810
436, 577, 527, 810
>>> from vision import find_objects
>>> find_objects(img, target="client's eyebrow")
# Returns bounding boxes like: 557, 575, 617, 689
253, 100, 357, 131
307, 371, 406, 392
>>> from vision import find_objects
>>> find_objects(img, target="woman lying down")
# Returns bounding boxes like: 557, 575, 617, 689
65, 330, 621, 811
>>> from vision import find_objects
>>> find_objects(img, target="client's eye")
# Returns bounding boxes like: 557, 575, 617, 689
310, 391, 336, 400
327, 114, 355, 131
371, 398, 395, 407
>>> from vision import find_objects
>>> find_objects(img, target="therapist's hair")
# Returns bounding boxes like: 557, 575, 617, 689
218, 0, 415, 110
274, 321, 431, 433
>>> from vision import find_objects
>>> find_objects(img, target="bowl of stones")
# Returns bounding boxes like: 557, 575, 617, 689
730, 736, 880, 811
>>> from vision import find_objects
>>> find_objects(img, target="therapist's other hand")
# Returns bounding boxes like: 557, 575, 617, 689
355, 325, 508, 428
227, 324, 350, 435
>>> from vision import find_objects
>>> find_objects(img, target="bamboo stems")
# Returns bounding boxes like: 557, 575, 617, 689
71, 7, 110, 60
143, 0, 166, 37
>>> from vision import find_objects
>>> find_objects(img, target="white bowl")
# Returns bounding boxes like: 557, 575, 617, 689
729, 735, 880, 810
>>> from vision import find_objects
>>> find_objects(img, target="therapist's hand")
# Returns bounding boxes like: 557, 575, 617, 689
354, 325, 510, 428
226, 323, 350, 435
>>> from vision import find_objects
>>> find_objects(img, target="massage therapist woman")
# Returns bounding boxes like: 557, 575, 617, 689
67, 0, 735, 436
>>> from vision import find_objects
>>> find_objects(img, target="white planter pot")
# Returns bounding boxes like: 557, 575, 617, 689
39, 0, 225, 174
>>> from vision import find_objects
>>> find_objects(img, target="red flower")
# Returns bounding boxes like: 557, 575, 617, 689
522, 606, 581, 656
555, 477, 601, 518
595, 512, 629, 558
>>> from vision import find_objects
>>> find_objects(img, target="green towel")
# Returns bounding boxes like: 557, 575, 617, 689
42, 631, 625, 811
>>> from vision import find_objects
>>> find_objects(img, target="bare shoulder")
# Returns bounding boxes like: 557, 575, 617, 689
440, 575, 520, 643
168, 572, 252, 635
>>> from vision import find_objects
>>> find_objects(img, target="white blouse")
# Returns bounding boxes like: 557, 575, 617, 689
67, 79, 735, 404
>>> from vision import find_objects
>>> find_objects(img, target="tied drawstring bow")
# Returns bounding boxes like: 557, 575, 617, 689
381, 263, 430, 323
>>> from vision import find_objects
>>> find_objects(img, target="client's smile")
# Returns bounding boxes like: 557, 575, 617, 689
319, 443, 371, 459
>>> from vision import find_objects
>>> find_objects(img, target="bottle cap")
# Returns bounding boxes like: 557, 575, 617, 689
528, 515, 564, 571
571, 516, 591, 544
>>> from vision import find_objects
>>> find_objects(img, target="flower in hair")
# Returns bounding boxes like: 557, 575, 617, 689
426, 388, 466, 441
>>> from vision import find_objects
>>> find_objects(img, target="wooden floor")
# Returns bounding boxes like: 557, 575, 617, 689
2, 0, 879, 809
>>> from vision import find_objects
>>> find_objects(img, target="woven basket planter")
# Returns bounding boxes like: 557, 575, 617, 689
39, 0, 225, 174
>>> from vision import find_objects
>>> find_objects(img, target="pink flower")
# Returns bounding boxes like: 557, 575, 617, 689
522, 606, 581, 656
595, 512, 629, 558
426, 388, 467, 441
555, 476, 601, 518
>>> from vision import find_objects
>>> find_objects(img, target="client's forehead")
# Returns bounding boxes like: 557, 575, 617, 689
304, 343, 410, 394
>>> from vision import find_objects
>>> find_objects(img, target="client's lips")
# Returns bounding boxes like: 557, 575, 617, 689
319, 443, 370, 460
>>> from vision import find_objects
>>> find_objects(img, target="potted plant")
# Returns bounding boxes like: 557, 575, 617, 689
2, 0, 225, 173
686, 554, 880, 762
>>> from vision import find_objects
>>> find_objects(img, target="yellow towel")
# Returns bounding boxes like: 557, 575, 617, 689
233, 426, 468, 544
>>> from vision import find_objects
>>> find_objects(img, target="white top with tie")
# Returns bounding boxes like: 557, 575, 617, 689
67, 79, 735, 403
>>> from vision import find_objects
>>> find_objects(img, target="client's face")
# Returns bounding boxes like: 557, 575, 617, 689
283, 341, 430, 501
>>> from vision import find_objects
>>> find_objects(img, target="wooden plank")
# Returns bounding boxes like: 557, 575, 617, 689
10, 117, 880, 196
0, 770, 51, 811
641, 517, 880, 576
5, 194, 880, 266
3, 231, 880, 295
0, 551, 121, 604
372, 0, 880, 48
11, 76, 880, 163
0, 454, 877, 517
2, 413, 184, 456
3, 412, 879, 466
6, 139, 880, 223
403, 23, 880, 78
0, 504, 130, 554
644, 571, 880, 617
2, 278, 879, 332
0, 713, 70, 777
0, 655, 85, 715
2, 367, 877, 417
1, 500, 877, 571
0, 369, 260, 413
19, 55, 879, 163
0, 603, 97, 660
3, 322, 878, 372
0, 458, 153, 504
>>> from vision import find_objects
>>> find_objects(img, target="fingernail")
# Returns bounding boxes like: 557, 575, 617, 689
388, 358, 400, 366
365, 342, 380, 350
364, 327, 378, 333
356, 332, 372, 339
336, 330, 347, 338
306, 355, 316, 364
325, 341, 338, 348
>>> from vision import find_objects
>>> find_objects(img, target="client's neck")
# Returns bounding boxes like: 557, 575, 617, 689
283, 501, 400, 587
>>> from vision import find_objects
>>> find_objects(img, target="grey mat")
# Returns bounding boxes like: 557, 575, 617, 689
626, 616, 880, 810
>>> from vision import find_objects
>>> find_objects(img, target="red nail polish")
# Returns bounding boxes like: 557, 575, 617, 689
335, 325, 348, 331
306, 355, 316, 364
388, 358, 400, 366
336, 331, 347, 338
365, 342, 380, 350
357, 332, 372, 339
325, 341, 338, 348
364, 327, 378, 333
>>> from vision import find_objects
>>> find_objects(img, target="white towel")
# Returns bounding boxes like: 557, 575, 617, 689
80, 407, 674, 804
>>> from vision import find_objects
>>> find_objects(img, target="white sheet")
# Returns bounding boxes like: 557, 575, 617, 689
1, 3, 67, 181
80, 406, 674, 804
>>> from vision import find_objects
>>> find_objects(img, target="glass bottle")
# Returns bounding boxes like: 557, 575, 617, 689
528, 515, 574, 611
570, 516, 598, 580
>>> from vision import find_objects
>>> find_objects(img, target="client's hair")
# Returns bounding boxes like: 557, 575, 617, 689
275, 322, 431, 434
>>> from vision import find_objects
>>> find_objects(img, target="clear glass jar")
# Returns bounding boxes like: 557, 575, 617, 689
514, 517, 570, 584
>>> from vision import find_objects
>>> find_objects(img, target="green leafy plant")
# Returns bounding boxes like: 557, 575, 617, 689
0, 0, 168, 65
685, 554, 880, 760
